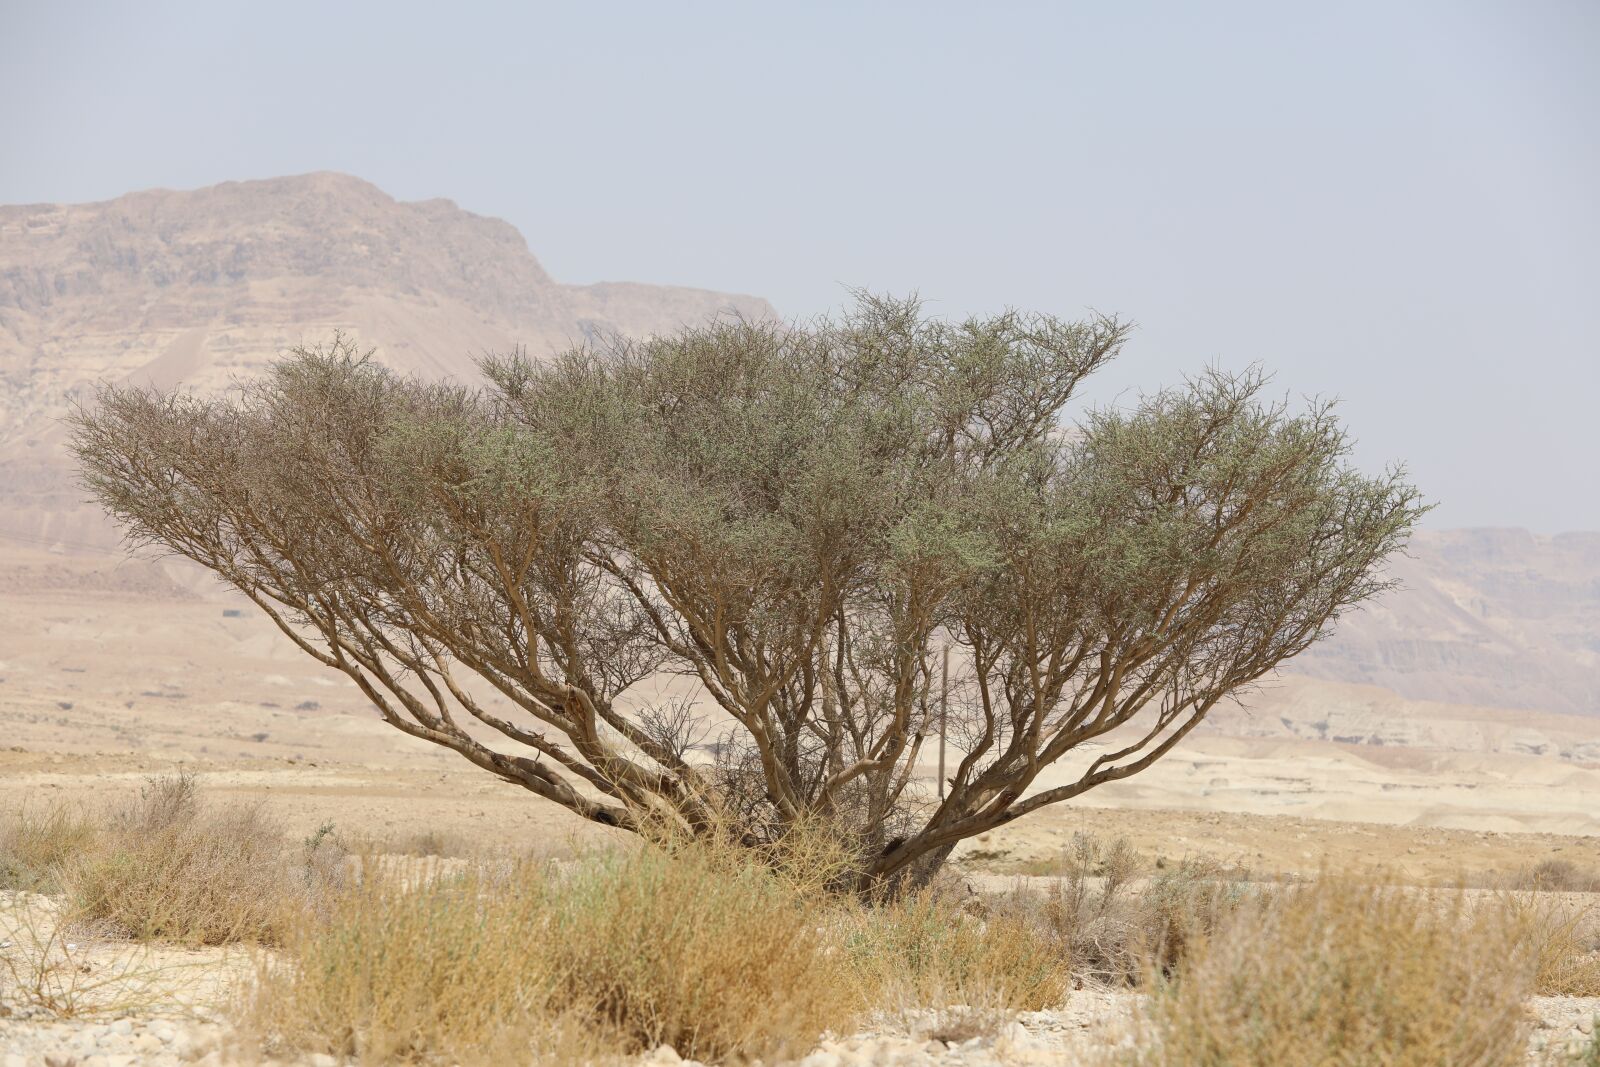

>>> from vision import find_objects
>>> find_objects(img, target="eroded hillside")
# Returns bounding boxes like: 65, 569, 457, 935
0, 172, 773, 547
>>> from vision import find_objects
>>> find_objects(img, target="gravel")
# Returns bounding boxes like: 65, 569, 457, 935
0, 1015, 227, 1067
3, 990, 1595, 1065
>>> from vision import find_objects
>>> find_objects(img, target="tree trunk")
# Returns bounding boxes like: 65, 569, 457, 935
863, 839, 958, 900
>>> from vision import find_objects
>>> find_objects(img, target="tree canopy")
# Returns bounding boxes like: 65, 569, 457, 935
72, 295, 1425, 891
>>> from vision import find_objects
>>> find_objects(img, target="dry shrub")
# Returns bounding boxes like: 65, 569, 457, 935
246, 841, 856, 1065
1517, 859, 1600, 894
1037, 835, 1254, 985
1503, 892, 1600, 997
58, 773, 313, 945
244, 861, 607, 1066
636, 808, 866, 903
1464, 858, 1600, 895
850, 832, 1253, 1021
753, 815, 870, 901
1040, 834, 1141, 960
1132, 857, 1257, 977
0, 802, 99, 892
1119, 879, 1533, 1067
844, 880, 1070, 1023
546, 841, 856, 1062
391, 828, 471, 859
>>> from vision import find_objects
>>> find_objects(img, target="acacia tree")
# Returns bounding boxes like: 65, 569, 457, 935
72, 295, 1424, 892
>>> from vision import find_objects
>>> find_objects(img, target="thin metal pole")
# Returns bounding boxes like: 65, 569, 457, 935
938, 644, 949, 799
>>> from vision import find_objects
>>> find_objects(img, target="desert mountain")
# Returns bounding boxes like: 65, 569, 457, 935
0, 171, 773, 548
1287, 528, 1600, 718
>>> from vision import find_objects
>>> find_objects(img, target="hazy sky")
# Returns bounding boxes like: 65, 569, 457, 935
2, 1, 1596, 531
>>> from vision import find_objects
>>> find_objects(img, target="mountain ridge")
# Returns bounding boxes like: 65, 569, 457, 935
1291, 526, 1599, 717
0, 171, 775, 546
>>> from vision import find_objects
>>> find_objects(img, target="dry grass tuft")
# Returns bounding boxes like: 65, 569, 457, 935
1514, 858, 1600, 894
245, 839, 857, 1065
57, 772, 331, 946
545, 840, 857, 1062
1117, 878, 1533, 1067
1129, 856, 1258, 977
389, 828, 471, 859
843, 879, 1071, 1022
0, 802, 99, 893
1503, 891, 1600, 997
20, 797, 1589, 1065
244, 860, 607, 1065
1031, 835, 1254, 985
637, 809, 866, 903
837, 839, 1257, 1041
5, 774, 344, 947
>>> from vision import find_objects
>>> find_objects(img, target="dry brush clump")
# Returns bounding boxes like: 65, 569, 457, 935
243, 860, 601, 1066
831, 837, 1259, 1042
17, 781, 1594, 1065
1462, 858, 1600, 896
1122, 857, 1259, 979
1114, 878, 1535, 1067
842, 880, 1071, 1028
0, 801, 98, 893
1, 777, 319, 1024
545, 842, 860, 1060
1517, 858, 1600, 895
244, 818, 1130, 1064
245, 839, 860, 1066
243, 818, 1085, 1063
2, 773, 345, 949
1010, 834, 1257, 986
56, 772, 336, 946
1502, 891, 1600, 998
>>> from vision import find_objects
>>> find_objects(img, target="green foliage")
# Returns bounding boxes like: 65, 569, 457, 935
1575, 1023, 1600, 1067
72, 296, 1426, 889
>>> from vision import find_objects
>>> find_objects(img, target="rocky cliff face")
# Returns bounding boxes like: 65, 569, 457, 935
0, 172, 774, 547
1290, 528, 1600, 717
